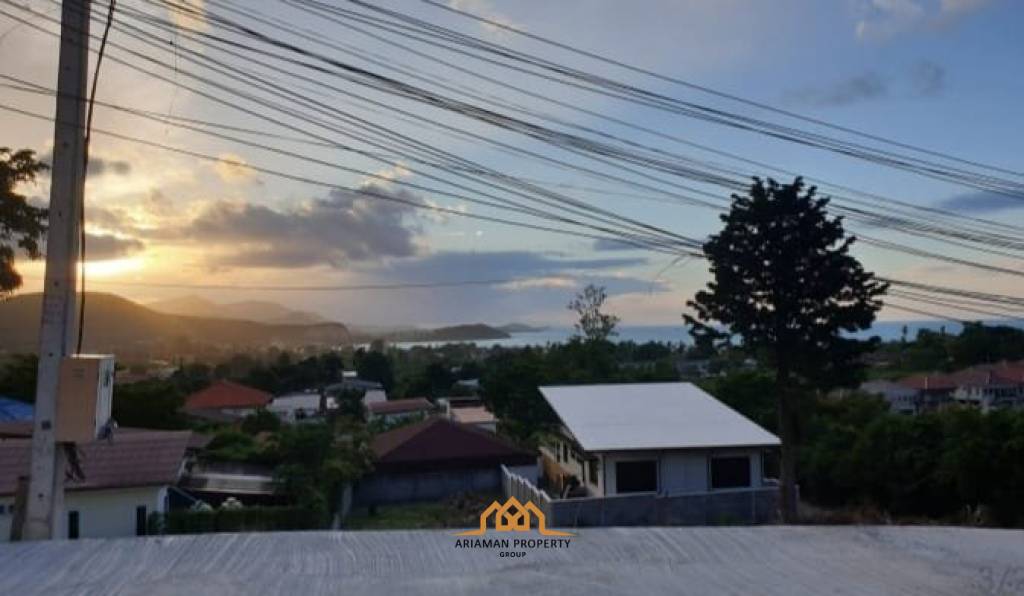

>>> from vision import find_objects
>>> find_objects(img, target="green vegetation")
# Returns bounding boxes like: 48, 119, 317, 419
345, 493, 501, 530
0, 148, 48, 297
686, 177, 887, 521
148, 506, 327, 535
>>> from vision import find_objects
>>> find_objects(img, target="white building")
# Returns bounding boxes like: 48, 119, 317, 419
267, 392, 336, 423
539, 383, 780, 498
860, 380, 921, 415
0, 430, 193, 541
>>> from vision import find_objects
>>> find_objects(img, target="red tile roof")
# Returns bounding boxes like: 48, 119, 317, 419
367, 397, 433, 415
184, 380, 271, 411
371, 417, 534, 472
0, 430, 192, 496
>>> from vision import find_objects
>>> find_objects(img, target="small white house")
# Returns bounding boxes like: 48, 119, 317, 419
0, 430, 193, 541
539, 383, 780, 498
267, 392, 335, 423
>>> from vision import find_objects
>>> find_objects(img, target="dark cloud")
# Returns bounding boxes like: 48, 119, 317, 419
38, 150, 131, 177
84, 233, 145, 261
179, 183, 423, 269
371, 250, 648, 283
909, 60, 945, 97
939, 191, 1024, 214
790, 72, 888, 107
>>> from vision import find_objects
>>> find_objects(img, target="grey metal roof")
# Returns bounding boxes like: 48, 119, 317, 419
540, 382, 780, 452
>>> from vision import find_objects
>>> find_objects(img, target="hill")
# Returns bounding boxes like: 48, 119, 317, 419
0, 293, 351, 354
381, 323, 510, 343
147, 295, 329, 325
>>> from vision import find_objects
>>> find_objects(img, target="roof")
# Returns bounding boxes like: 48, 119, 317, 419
184, 380, 272, 411
371, 417, 533, 471
368, 397, 433, 415
0, 398, 33, 422
0, 429, 192, 496
1, 527, 1021, 595
897, 373, 959, 391
539, 382, 780, 452
450, 406, 497, 425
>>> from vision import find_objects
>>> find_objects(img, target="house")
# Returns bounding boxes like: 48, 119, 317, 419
183, 380, 272, 422
0, 398, 32, 423
896, 373, 959, 411
267, 391, 335, 423
859, 380, 921, 414
438, 396, 497, 432
366, 398, 434, 424
538, 383, 780, 499
355, 417, 536, 505
0, 429, 194, 541
950, 363, 1024, 411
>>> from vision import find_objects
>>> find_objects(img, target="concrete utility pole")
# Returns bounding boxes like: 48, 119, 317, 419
23, 0, 91, 541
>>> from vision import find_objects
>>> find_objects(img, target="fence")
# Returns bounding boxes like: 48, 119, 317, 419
148, 506, 328, 535
500, 465, 780, 528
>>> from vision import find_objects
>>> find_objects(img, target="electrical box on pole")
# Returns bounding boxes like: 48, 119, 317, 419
55, 355, 115, 443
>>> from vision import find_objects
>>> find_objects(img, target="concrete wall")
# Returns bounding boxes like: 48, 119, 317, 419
0, 486, 168, 542
602, 447, 767, 497
356, 465, 537, 505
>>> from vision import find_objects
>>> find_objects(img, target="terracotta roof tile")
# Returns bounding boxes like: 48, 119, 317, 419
184, 380, 271, 411
0, 430, 192, 496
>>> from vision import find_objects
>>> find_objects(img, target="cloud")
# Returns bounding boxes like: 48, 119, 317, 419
909, 60, 945, 96
371, 250, 648, 284
789, 72, 888, 107
788, 61, 946, 107
447, 0, 523, 37
213, 153, 259, 185
83, 233, 145, 261
173, 183, 424, 269
854, 0, 993, 40
38, 150, 131, 177
938, 190, 1024, 214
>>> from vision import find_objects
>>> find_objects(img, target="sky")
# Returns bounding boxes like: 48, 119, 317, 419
2, 0, 1023, 327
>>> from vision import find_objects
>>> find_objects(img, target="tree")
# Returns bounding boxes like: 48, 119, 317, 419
685, 177, 887, 522
1, 148, 48, 297
354, 348, 394, 392
568, 284, 619, 343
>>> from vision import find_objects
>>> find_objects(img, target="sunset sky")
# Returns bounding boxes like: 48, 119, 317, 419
3, 0, 1023, 327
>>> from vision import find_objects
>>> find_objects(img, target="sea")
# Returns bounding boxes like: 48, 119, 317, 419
389, 320, 1024, 350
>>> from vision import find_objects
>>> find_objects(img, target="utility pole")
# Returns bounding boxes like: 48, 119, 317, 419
23, 0, 91, 541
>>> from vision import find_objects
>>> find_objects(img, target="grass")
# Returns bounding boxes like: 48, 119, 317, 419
343, 492, 501, 530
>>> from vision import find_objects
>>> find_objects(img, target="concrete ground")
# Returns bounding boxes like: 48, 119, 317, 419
1, 526, 1023, 595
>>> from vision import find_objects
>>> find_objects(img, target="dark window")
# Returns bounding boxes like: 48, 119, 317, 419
561, 443, 568, 462
615, 460, 657, 493
587, 459, 599, 485
710, 456, 751, 489
761, 450, 780, 481
136, 506, 148, 536
68, 510, 80, 540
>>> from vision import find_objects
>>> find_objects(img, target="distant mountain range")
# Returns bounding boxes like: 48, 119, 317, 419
0, 293, 352, 353
0, 293, 544, 353
147, 295, 329, 325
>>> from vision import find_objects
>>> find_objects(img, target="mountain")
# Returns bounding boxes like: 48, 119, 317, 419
0, 293, 351, 354
381, 323, 510, 343
147, 295, 329, 325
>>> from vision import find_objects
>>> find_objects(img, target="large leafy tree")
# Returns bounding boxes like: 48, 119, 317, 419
0, 148, 48, 297
685, 177, 887, 522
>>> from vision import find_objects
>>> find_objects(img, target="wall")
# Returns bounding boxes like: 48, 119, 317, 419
601, 447, 767, 497
355, 465, 538, 505
0, 486, 167, 542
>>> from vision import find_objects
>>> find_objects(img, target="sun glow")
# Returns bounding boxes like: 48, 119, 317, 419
84, 257, 145, 278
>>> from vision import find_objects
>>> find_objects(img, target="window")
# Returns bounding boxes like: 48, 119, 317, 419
561, 443, 568, 463
68, 510, 80, 540
615, 460, 657, 493
136, 506, 148, 536
587, 459, 599, 485
761, 450, 780, 481
710, 456, 751, 490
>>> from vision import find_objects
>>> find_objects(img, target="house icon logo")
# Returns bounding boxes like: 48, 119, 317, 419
455, 496, 574, 537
